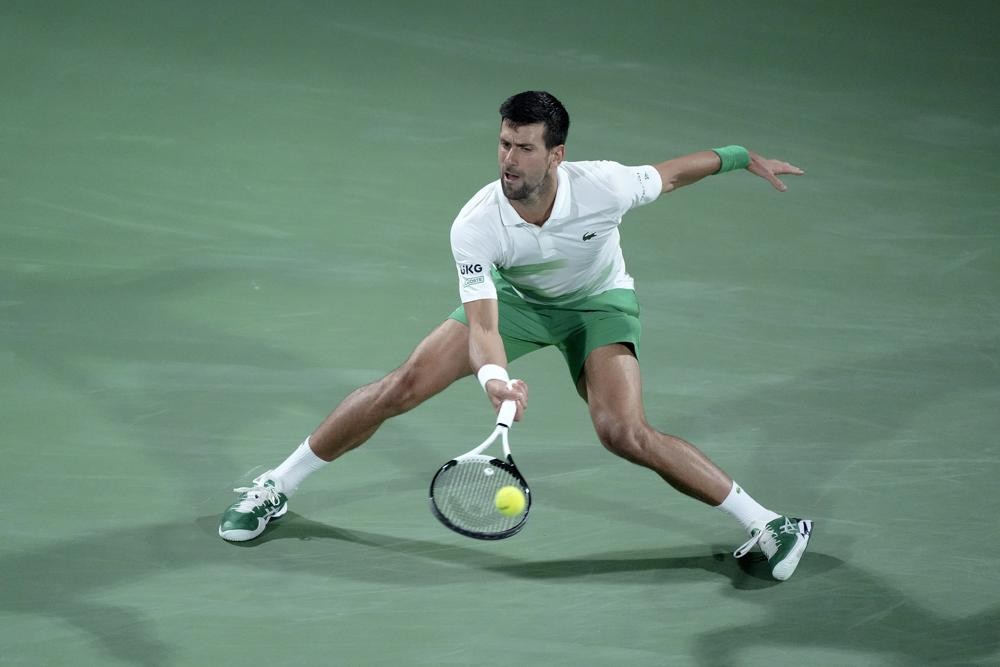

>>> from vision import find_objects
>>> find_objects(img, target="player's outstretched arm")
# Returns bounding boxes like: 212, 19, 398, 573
654, 147, 804, 194
463, 298, 528, 420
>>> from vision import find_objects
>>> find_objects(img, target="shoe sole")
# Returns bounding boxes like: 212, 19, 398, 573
218, 503, 288, 543
771, 520, 813, 581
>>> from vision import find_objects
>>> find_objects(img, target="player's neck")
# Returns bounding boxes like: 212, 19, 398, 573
509, 178, 557, 227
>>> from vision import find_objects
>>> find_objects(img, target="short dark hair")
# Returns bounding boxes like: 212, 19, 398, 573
499, 91, 570, 149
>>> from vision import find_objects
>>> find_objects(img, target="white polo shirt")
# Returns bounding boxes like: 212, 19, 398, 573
451, 160, 662, 306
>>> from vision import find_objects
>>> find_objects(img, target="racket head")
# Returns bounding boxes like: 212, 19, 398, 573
429, 453, 531, 540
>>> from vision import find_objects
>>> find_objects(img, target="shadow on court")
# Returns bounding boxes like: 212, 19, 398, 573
1, 514, 997, 666
235, 512, 786, 590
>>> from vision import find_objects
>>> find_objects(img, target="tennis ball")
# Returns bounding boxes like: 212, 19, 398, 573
495, 485, 526, 517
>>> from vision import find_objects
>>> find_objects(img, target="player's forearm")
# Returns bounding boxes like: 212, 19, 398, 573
468, 324, 508, 373
463, 298, 508, 373
654, 150, 723, 193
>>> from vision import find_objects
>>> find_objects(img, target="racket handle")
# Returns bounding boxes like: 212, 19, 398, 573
497, 400, 517, 428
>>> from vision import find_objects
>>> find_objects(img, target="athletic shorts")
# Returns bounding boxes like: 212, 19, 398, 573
448, 279, 641, 383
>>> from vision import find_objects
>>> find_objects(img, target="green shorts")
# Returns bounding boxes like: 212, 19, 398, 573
448, 281, 641, 383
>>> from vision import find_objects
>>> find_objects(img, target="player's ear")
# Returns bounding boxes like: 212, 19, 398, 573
550, 144, 565, 166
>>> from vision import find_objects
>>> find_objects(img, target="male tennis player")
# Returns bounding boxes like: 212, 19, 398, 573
219, 91, 812, 581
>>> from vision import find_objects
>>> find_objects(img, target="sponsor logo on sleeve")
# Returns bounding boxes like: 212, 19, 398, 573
458, 262, 486, 289
458, 263, 483, 275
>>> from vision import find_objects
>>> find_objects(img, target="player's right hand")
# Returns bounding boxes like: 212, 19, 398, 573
486, 378, 528, 421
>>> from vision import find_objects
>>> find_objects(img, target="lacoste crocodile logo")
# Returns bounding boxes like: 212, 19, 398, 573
582, 231, 597, 241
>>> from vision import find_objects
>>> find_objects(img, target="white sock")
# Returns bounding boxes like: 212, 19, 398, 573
270, 438, 328, 496
717, 481, 780, 533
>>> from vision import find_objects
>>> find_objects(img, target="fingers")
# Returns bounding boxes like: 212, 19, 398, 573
509, 379, 528, 403
508, 379, 528, 421
764, 170, 787, 192
770, 161, 804, 188
749, 160, 786, 191
485, 378, 528, 421
778, 161, 805, 175
748, 156, 803, 192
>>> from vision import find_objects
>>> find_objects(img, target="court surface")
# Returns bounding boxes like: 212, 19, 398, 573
2, 1, 998, 665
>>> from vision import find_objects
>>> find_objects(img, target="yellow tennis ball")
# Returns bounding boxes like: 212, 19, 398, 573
495, 485, 526, 517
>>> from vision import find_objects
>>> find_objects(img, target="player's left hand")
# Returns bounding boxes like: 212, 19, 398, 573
747, 151, 804, 192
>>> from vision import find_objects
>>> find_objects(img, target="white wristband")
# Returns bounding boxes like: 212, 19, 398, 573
477, 364, 509, 392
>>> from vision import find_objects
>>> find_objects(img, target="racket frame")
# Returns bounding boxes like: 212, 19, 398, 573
429, 401, 531, 540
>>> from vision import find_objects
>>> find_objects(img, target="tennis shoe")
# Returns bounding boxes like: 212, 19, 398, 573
733, 516, 813, 581
218, 472, 288, 542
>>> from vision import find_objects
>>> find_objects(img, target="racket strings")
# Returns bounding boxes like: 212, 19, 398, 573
432, 456, 526, 535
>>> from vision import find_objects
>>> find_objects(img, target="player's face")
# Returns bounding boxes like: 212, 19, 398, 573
498, 120, 563, 202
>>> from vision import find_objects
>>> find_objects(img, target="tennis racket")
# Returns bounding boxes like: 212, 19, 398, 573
429, 400, 531, 540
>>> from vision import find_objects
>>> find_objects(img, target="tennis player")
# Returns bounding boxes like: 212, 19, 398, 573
219, 91, 812, 581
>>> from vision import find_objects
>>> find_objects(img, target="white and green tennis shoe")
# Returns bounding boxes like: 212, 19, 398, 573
218, 472, 288, 542
734, 516, 813, 581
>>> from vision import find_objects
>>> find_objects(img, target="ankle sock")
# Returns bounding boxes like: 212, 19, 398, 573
270, 438, 328, 496
717, 481, 780, 533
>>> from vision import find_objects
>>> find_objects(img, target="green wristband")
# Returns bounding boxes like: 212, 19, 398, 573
712, 145, 751, 173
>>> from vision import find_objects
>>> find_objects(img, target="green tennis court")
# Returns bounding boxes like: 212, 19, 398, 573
2, 1, 998, 665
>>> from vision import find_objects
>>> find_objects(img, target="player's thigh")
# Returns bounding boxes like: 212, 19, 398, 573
580, 343, 648, 429
398, 319, 474, 395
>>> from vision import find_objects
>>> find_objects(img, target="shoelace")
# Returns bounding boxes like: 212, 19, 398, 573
733, 525, 772, 559
231, 483, 282, 512
734, 518, 801, 558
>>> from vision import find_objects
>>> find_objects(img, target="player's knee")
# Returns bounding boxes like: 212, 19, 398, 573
592, 416, 648, 463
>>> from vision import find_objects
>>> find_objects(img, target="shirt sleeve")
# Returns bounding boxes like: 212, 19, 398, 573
598, 161, 663, 215
450, 217, 500, 303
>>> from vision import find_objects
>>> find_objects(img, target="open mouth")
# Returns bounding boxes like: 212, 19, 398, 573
503, 171, 520, 182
